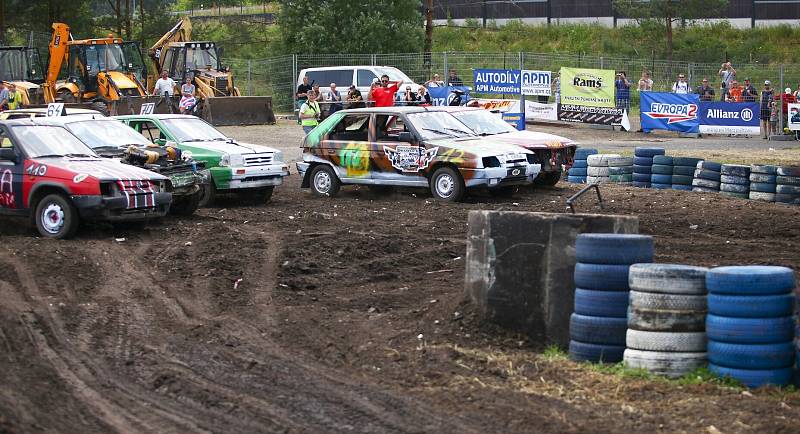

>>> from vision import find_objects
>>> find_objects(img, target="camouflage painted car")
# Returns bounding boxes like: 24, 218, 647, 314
115, 114, 289, 205
431, 106, 577, 185
296, 107, 542, 202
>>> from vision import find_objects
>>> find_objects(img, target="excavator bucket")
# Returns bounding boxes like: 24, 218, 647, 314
200, 96, 276, 126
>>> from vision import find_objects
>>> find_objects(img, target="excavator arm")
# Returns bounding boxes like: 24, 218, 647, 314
43, 22, 72, 103
149, 17, 192, 73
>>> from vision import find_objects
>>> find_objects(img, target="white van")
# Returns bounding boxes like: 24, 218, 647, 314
296, 66, 422, 102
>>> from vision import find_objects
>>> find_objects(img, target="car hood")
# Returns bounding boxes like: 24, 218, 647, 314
427, 137, 533, 158
485, 131, 577, 150
182, 139, 278, 155
31, 156, 168, 182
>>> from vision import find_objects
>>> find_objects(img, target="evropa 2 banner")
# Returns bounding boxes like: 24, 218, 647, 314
640, 92, 700, 134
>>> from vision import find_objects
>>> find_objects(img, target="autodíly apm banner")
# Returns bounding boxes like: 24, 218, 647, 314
559, 67, 615, 108
698, 102, 760, 135
640, 92, 700, 134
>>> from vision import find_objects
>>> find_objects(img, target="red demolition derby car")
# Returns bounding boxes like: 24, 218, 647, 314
0, 118, 172, 238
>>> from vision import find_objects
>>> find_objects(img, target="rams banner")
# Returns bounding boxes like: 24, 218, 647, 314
640, 92, 700, 134
559, 67, 615, 108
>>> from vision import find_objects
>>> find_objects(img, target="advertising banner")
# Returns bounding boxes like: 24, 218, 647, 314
559, 67, 615, 108
469, 98, 515, 112
640, 92, 700, 133
473, 69, 521, 94
787, 103, 800, 131
426, 86, 471, 106
521, 70, 551, 96
502, 112, 526, 130
558, 104, 622, 125
698, 102, 760, 135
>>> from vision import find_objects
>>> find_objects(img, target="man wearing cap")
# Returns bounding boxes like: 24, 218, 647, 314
760, 80, 774, 139
742, 78, 758, 103
695, 78, 715, 102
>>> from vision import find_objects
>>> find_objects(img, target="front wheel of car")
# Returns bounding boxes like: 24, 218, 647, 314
310, 165, 341, 197
198, 181, 217, 207
170, 192, 202, 216
535, 170, 563, 186
34, 194, 80, 239
430, 167, 465, 202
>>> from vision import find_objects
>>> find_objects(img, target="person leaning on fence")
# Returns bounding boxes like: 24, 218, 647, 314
347, 85, 364, 109
403, 86, 416, 105
719, 62, 737, 101
742, 78, 758, 103
725, 80, 743, 102
696, 78, 715, 102
615, 71, 631, 111
637, 71, 653, 92
328, 82, 343, 113
424, 73, 444, 88
760, 80, 774, 139
299, 91, 321, 135
672, 73, 691, 94
416, 86, 432, 105
296, 76, 312, 107
447, 69, 463, 87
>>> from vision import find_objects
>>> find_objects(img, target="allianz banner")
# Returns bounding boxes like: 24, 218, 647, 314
640, 92, 700, 134
698, 102, 760, 135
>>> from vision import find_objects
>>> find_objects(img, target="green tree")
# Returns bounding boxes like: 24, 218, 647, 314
613, 0, 728, 60
278, 0, 424, 54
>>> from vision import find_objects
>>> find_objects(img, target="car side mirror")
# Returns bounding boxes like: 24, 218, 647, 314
398, 131, 414, 143
0, 148, 17, 162
154, 138, 167, 146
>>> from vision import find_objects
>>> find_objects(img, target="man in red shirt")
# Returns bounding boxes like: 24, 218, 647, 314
372, 74, 400, 107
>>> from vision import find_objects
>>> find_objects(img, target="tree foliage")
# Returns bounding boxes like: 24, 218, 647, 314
278, 0, 424, 54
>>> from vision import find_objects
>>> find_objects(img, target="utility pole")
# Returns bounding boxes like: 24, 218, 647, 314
424, 0, 433, 77
482, 0, 487, 28
0, 0, 5, 45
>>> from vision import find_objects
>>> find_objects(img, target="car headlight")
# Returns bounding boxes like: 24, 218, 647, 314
219, 154, 230, 167
229, 154, 244, 167
273, 151, 284, 163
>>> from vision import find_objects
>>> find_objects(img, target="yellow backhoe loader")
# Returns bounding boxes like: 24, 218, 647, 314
0, 46, 47, 106
148, 17, 275, 125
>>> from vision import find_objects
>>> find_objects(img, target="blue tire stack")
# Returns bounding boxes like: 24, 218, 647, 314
569, 234, 654, 363
692, 161, 722, 193
650, 155, 673, 189
749, 164, 778, 202
720, 164, 751, 199
775, 166, 800, 205
706, 266, 797, 388
672, 157, 704, 191
568, 148, 598, 184
633, 147, 665, 188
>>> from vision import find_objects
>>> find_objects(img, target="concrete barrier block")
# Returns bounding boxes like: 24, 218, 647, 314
465, 211, 639, 348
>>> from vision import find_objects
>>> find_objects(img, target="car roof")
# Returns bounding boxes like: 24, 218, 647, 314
114, 113, 197, 121
425, 106, 481, 113
2, 108, 104, 115
29, 115, 118, 125
335, 106, 432, 115
300, 66, 400, 72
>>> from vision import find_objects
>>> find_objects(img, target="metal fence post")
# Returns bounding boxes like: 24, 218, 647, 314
371, 54, 377, 66
519, 52, 526, 126
443, 52, 448, 82
600, 56, 604, 70
292, 54, 298, 110
247, 60, 252, 96
780, 64, 785, 131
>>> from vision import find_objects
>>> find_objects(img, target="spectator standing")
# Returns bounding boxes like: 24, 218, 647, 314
371, 74, 400, 108
672, 73, 691, 94
179, 76, 196, 114
614, 71, 631, 111
718, 62, 737, 101
6, 84, 19, 110
299, 91, 321, 135
637, 71, 653, 92
425, 73, 444, 88
760, 80, 774, 139
416, 86, 432, 105
552, 72, 560, 103
347, 85, 364, 109
0, 82, 8, 111
153, 71, 176, 97
724, 80, 743, 102
742, 78, 758, 102
447, 69, 463, 86
366, 81, 379, 105
777, 87, 796, 130
327, 82, 343, 113
696, 78, 715, 101
793, 85, 800, 100
296, 76, 312, 108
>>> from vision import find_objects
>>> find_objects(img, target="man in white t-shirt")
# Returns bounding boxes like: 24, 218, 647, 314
153, 71, 176, 96
672, 73, 691, 94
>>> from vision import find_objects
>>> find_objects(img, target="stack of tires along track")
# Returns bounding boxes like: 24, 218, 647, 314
719, 164, 751, 199
568, 148, 598, 184
672, 157, 704, 191
749, 164, 778, 202
650, 155, 673, 189
607, 156, 634, 184
586, 154, 622, 184
706, 266, 797, 388
633, 147, 665, 188
776, 166, 800, 205
569, 234, 654, 363
624, 264, 709, 377
692, 161, 723, 193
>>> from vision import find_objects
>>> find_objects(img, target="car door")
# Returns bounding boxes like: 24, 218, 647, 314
0, 127, 25, 212
372, 114, 430, 184
324, 112, 372, 180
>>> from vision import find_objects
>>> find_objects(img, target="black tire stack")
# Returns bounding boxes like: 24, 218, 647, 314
706, 266, 796, 388
623, 264, 709, 377
671, 157, 704, 191
719, 164, 751, 199
776, 166, 800, 205
650, 155, 673, 190
749, 164, 778, 202
567, 148, 598, 184
692, 161, 723, 193
632, 147, 665, 188
569, 234, 654, 363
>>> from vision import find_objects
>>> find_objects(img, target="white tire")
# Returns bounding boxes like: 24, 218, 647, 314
587, 154, 622, 167
749, 191, 776, 202
626, 329, 707, 352
586, 176, 610, 184
629, 290, 707, 311
623, 349, 707, 378
628, 263, 709, 295
587, 166, 611, 177
607, 156, 634, 167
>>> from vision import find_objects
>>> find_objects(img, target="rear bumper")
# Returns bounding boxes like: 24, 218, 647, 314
224, 164, 290, 190
71, 192, 172, 221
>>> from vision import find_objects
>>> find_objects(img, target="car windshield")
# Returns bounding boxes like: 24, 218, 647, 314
11, 125, 97, 158
66, 120, 151, 149
450, 109, 517, 135
406, 112, 476, 140
375, 67, 413, 84
162, 118, 227, 142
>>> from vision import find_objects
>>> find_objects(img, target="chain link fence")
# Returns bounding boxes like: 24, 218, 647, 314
229, 52, 800, 114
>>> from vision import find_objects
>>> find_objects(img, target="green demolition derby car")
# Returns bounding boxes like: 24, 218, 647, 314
115, 114, 290, 205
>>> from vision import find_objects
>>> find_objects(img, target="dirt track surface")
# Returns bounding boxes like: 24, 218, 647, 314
2, 177, 800, 433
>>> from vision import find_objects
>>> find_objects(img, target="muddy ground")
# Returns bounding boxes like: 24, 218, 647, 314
2, 170, 800, 433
